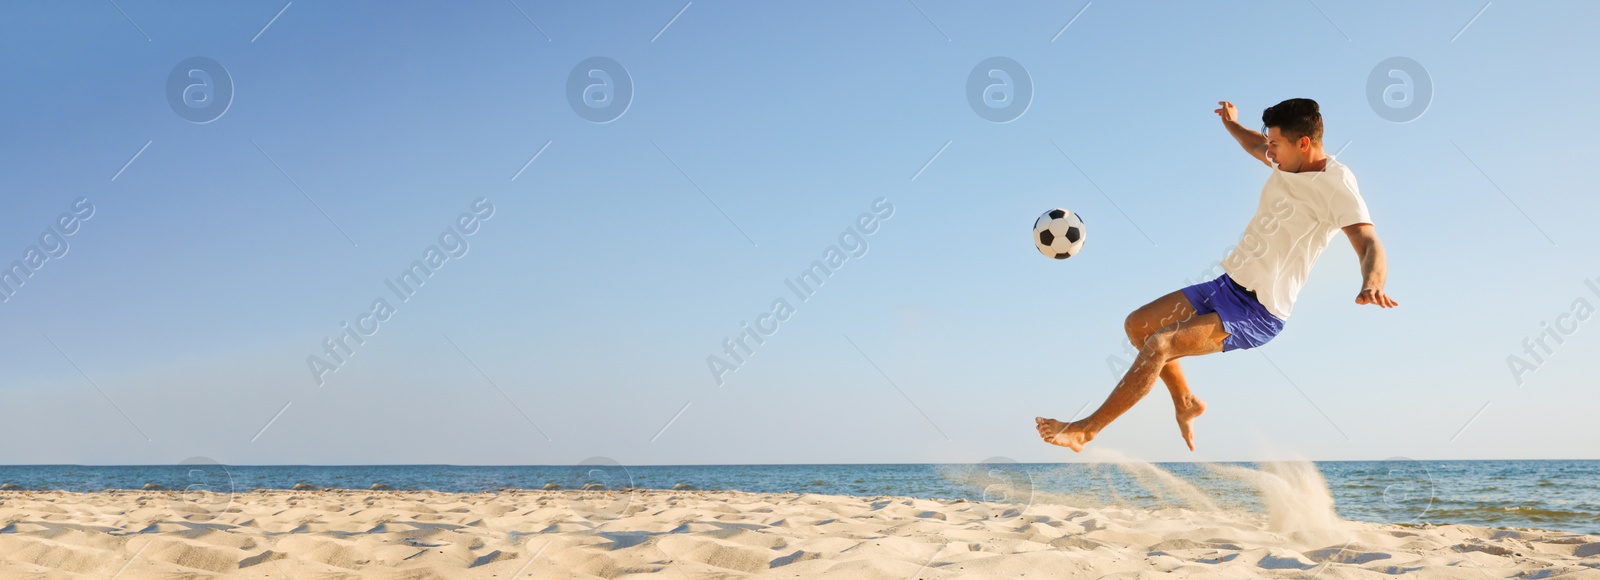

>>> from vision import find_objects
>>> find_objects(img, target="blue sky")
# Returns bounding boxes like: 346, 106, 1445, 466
1, 1, 1596, 467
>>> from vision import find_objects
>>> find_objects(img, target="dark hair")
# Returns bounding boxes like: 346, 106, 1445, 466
1261, 98, 1323, 144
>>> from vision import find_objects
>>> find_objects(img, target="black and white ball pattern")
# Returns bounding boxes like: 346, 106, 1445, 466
1033, 208, 1085, 259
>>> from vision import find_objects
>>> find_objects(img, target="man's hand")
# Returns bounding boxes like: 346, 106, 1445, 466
1356, 287, 1398, 308
1344, 224, 1395, 309
1216, 101, 1269, 166
1214, 101, 1240, 124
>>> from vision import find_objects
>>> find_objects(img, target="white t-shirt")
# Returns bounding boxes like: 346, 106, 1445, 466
1221, 154, 1371, 320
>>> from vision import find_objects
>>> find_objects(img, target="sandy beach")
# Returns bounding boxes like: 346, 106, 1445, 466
2, 486, 1599, 579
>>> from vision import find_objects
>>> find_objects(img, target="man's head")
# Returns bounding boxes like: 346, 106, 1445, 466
1261, 98, 1323, 172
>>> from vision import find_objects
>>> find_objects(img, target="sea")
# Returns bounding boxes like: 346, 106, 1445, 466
0, 460, 1594, 535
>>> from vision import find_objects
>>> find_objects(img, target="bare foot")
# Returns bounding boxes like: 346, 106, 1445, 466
1034, 417, 1094, 452
1174, 395, 1206, 451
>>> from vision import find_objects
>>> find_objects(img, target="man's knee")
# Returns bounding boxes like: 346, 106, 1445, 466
1124, 311, 1150, 344
1129, 293, 1191, 342
1126, 315, 1166, 349
1142, 330, 1176, 357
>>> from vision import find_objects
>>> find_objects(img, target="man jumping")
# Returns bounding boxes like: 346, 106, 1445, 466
1035, 98, 1397, 452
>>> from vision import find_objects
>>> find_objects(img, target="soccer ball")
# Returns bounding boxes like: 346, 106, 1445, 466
1033, 208, 1085, 259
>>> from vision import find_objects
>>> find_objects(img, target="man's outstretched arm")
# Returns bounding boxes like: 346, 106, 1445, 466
1214, 101, 1270, 167
1342, 223, 1398, 308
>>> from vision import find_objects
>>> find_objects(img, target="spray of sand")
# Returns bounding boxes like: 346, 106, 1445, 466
1087, 449, 1221, 513
944, 448, 1346, 538
1073, 449, 1344, 533
1203, 460, 1345, 533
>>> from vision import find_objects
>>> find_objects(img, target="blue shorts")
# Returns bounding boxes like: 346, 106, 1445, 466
1180, 274, 1285, 351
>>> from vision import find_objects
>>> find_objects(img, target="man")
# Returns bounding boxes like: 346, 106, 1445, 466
1035, 98, 1397, 452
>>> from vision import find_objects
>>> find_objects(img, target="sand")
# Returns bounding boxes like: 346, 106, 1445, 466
2, 487, 1598, 579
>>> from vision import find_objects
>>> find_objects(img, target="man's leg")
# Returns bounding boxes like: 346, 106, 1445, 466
1123, 291, 1209, 450
1036, 311, 1229, 452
